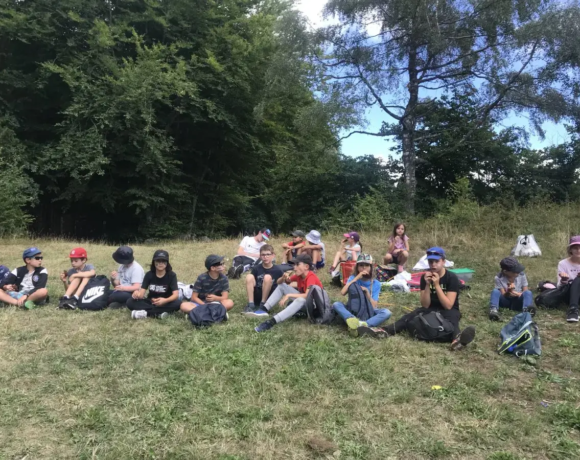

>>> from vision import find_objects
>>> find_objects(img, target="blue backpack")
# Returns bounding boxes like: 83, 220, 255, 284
498, 312, 541, 357
188, 302, 228, 328
345, 282, 376, 322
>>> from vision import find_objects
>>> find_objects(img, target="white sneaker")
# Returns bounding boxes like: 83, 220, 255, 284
131, 310, 147, 319
331, 270, 340, 278
159, 312, 169, 320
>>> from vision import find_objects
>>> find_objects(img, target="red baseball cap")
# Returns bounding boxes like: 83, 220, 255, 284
69, 247, 88, 259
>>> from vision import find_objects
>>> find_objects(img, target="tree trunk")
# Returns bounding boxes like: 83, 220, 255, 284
402, 38, 419, 213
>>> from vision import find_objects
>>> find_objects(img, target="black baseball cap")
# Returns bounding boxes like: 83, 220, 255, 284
500, 257, 525, 274
291, 230, 305, 238
291, 253, 313, 268
205, 254, 224, 270
153, 249, 169, 261
112, 246, 134, 264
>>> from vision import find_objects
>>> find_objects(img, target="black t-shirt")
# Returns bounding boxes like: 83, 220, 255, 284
419, 270, 460, 310
192, 273, 230, 301
251, 264, 284, 290
142, 271, 178, 299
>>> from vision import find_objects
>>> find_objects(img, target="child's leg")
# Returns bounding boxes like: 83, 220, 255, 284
180, 301, 200, 313
272, 297, 307, 324
260, 275, 273, 303
221, 299, 234, 311
310, 249, 320, 265
333, 301, 354, 322
0, 290, 19, 306
245, 274, 256, 303
367, 308, 392, 327
383, 253, 394, 264
263, 283, 298, 311
28, 288, 48, 304
331, 251, 344, 270
65, 278, 81, 297
397, 251, 409, 270
73, 278, 90, 297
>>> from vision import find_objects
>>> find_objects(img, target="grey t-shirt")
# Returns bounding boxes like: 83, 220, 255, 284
495, 272, 528, 293
117, 261, 145, 286
67, 264, 95, 280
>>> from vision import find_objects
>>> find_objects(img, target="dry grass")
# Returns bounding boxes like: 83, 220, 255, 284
1, 223, 580, 459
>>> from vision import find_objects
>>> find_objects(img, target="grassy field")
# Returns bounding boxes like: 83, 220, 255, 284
2, 227, 580, 459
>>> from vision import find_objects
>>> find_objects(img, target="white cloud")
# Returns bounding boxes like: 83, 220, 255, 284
296, 0, 327, 27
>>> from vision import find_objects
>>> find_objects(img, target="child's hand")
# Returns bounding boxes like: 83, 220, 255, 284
3, 284, 15, 292
206, 294, 218, 302
59, 272, 67, 282
152, 297, 165, 306
17, 295, 27, 307
132, 290, 143, 300
560, 272, 570, 283
279, 295, 290, 307
424, 272, 433, 284
111, 271, 118, 279
431, 272, 441, 285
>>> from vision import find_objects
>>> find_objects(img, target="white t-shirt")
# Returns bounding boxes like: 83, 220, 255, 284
239, 236, 265, 260
319, 242, 326, 261
117, 261, 145, 286
558, 258, 580, 286
345, 243, 361, 261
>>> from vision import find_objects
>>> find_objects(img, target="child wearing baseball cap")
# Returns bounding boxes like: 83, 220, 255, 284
489, 257, 533, 322
329, 231, 361, 276
58, 247, 96, 310
557, 235, 580, 322
0, 247, 48, 309
281, 231, 306, 263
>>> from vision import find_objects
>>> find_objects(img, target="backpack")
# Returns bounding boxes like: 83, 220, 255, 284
346, 282, 376, 322
188, 302, 228, 328
305, 285, 335, 325
407, 311, 455, 342
376, 265, 396, 282
79, 275, 111, 311
535, 283, 570, 309
511, 234, 542, 257
0, 265, 10, 281
178, 282, 193, 301
537, 280, 556, 292
498, 312, 541, 357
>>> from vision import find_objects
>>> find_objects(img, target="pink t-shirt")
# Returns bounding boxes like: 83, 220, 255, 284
388, 235, 409, 253
557, 258, 580, 286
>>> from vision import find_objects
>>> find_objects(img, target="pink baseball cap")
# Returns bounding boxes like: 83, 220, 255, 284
569, 236, 580, 247
343, 231, 360, 242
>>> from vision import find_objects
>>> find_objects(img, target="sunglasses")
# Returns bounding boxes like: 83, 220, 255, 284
34, 256, 43, 260
212, 262, 225, 267
154, 259, 168, 264
426, 251, 443, 257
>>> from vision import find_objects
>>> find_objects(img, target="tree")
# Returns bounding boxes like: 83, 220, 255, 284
320, 0, 580, 211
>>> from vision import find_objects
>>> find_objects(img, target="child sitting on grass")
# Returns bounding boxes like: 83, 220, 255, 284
108, 246, 145, 309
332, 254, 391, 337
0, 247, 48, 309
557, 235, 580, 323
180, 255, 234, 314
489, 257, 534, 321
329, 232, 361, 276
59, 247, 96, 310
301, 230, 326, 271
127, 249, 181, 319
281, 231, 306, 263
383, 222, 410, 273
243, 245, 283, 317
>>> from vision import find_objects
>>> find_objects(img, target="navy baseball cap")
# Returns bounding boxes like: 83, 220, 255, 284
153, 249, 169, 261
205, 254, 224, 270
426, 247, 446, 260
23, 247, 42, 260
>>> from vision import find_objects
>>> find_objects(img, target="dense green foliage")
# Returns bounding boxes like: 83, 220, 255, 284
0, 0, 579, 240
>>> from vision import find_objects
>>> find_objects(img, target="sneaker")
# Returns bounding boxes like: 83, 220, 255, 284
523, 306, 537, 317
346, 317, 365, 337
233, 265, 244, 280
225, 312, 229, 322
61, 297, 77, 310
58, 296, 69, 309
131, 310, 148, 319
255, 318, 276, 332
108, 301, 124, 310
159, 312, 169, 320
293, 310, 308, 319
24, 300, 36, 310
331, 270, 340, 278
358, 325, 388, 338
489, 308, 500, 321
567, 307, 579, 323
450, 326, 476, 351
243, 302, 256, 314
243, 308, 269, 318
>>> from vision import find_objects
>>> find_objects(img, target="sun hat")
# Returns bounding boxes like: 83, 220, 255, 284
426, 247, 446, 260
205, 254, 225, 270
112, 246, 134, 265
343, 231, 360, 242
500, 257, 525, 274
69, 247, 88, 259
306, 230, 321, 245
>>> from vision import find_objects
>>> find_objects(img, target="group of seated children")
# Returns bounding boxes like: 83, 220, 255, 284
6, 229, 580, 348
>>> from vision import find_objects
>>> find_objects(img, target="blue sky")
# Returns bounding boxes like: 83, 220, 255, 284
296, 0, 571, 161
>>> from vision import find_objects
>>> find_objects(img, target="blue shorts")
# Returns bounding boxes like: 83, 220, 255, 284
316, 260, 325, 269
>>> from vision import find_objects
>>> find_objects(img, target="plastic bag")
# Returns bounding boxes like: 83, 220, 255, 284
511, 235, 542, 257
412, 255, 455, 271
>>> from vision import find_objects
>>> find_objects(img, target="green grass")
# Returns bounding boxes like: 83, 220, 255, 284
1, 231, 580, 459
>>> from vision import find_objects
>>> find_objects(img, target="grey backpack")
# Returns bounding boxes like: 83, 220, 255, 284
305, 285, 335, 325
498, 312, 541, 357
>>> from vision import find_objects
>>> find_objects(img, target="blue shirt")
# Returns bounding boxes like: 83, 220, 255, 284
347, 275, 381, 302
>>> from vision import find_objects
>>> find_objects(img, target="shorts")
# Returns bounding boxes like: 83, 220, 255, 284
390, 253, 400, 264
316, 260, 325, 269
8, 291, 26, 300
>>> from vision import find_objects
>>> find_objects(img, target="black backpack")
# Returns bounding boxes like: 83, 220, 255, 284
535, 284, 570, 309
78, 275, 111, 311
346, 282, 376, 322
407, 311, 455, 342
305, 285, 335, 325
188, 302, 228, 328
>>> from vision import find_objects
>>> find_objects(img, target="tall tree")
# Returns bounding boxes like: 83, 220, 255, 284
320, 0, 580, 211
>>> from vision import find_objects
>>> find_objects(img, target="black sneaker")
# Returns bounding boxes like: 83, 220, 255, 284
567, 307, 579, 323
63, 297, 78, 310
358, 326, 388, 338
489, 308, 500, 321
255, 318, 276, 332
243, 302, 256, 314
450, 326, 476, 351
58, 296, 70, 309
227, 266, 236, 279
233, 264, 244, 280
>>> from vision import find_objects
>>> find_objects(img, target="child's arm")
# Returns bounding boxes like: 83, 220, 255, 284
293, 242, 306, 250
152, 290, 179, 306
405, 238, 410, 252
116, 282, 141, 292
387, 238, 395, 253
190, 292, 204, 305
207, 291, 229, 302
69, 269, 96, 280
132, 288, 147, 299
60, 270, 70, 288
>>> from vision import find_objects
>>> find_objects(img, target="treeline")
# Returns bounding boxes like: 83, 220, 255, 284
0, 0, 579, 241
